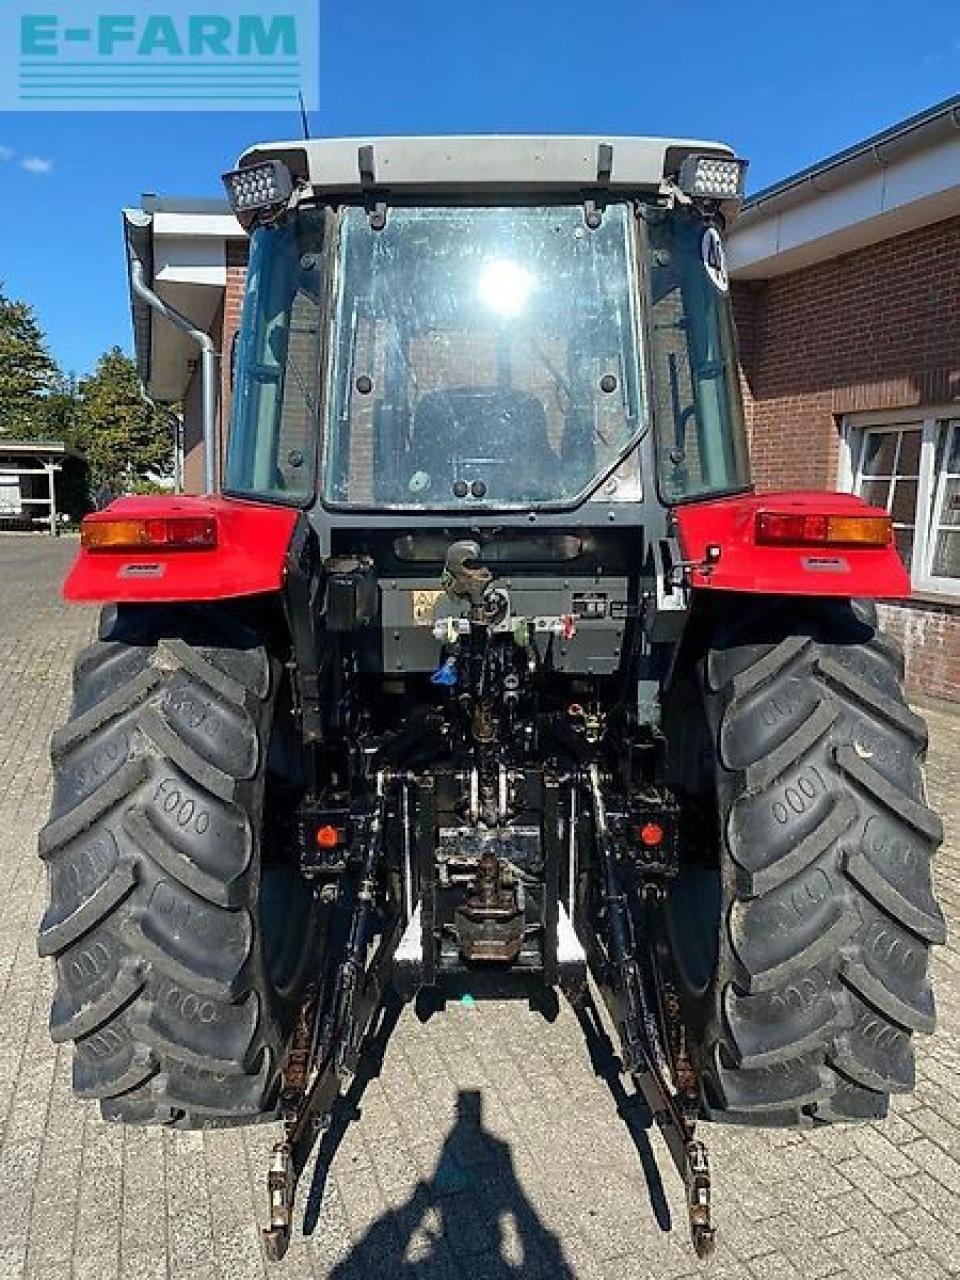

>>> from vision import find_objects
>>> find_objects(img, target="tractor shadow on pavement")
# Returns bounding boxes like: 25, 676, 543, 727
299, 988, 671, 1275
320, 1086, 576, 1277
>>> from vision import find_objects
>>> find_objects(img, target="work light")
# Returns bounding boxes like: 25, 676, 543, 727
222, 160, 293, 220
678, 154, 748, 201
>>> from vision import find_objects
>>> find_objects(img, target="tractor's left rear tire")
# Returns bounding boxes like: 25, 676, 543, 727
38, 605, 317, 1128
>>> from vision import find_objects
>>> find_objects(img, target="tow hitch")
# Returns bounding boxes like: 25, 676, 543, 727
261, 766, 714, 1261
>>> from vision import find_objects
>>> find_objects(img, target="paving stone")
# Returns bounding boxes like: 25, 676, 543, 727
889, 1200, 960, 1273
830, 1157, 917, 1216
886, 1246, 953, 1280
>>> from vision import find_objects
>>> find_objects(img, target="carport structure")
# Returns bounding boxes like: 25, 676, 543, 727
0, 440, 75, 534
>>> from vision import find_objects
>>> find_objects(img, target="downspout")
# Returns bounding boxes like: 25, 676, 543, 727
128, 255, 220, 495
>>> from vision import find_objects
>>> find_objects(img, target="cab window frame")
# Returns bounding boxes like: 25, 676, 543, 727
639, 205, 753, 507
318, 199, 649, 515
223, 205, 332, 509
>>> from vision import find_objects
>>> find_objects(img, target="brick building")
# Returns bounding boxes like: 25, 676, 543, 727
123, 96, 960, 699
727, 95, 960, 700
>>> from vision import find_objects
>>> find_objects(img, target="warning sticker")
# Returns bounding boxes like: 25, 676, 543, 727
411, 589, 445, 624
701, 227, 729, 293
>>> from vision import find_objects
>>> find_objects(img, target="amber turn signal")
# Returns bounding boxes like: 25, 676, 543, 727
81, 516, 218, 552
754, 511, 892, 548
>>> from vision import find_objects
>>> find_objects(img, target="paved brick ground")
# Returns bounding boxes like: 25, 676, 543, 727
1, 532, 958, 1280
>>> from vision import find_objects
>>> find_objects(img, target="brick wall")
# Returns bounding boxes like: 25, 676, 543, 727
877, 600, 960, 703
731, 212, 960, 704
732, 214, 960, 492
180, 299, 225, 494
181, 360, 203, 494
731, 282, 759, 440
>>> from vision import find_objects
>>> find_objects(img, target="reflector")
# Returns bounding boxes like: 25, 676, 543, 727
639, 822, 664, 848
755, 511, 892, 548
81, 516, 218, 552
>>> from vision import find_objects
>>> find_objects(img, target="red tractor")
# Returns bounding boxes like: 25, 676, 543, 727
40, 135, 944, 1260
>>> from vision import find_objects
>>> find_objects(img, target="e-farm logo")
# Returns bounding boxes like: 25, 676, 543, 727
1, 2, 318, 111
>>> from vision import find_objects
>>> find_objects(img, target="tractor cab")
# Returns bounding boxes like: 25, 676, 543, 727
222, 136, 751, 527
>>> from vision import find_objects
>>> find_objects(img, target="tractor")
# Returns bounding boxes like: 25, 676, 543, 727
39, 134, 944, 1260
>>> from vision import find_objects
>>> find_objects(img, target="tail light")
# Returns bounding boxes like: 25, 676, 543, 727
81, 515, 218, 552
315, 824, 343, 850
608, 793, 680, 876
638, 822, 665, 848
296, 807, 352, 875
755, 511, 892, 548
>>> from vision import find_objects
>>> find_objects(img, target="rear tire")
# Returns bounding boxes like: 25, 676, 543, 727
664, 598, 944, 1125
38, 605, 316, 1127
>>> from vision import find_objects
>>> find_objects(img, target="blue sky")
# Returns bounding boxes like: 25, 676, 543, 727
0, 0, 958, 379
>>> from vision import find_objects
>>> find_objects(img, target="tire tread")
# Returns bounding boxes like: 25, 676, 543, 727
684, 598, 942, 1124
38, 606, 301, 1126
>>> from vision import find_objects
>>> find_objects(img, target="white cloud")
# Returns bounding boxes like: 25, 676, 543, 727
0, 146, 13, 162
21, 156, 53, 175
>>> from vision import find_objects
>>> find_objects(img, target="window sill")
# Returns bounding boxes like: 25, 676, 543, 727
891, 589, 960, 611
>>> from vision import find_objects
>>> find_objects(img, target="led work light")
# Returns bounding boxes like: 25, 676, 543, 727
222, 160, 294, 219
678, 154, 748, 201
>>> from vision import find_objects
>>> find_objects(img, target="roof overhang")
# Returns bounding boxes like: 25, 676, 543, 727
122, 198, 244, 404
728, 95, 960, 279
238, 133, 736, 196
0, 440, 78, 459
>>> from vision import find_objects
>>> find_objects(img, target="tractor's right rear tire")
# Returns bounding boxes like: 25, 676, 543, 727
663, 598, 945, 1126
38, 605, 317, 1128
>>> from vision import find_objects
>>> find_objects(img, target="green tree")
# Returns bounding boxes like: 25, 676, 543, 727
78, 347, 173, 493
0, 281, 59, 437
39, 373, 82, 444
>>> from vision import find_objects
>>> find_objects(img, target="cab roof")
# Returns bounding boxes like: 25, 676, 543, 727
237, 134, 735, 195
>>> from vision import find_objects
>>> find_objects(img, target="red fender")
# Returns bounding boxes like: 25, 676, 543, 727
64, 495, 300, 604
672, 491, 910, 598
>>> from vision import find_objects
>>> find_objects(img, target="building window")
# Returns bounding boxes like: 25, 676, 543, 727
928, 423, 960, 583
844, 413, 960, 596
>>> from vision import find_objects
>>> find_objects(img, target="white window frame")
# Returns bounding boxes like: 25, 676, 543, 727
839, 408, 960, 597
924, 418, 960, 594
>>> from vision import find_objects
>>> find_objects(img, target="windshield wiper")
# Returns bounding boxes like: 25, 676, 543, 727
667, 352, 696, 465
